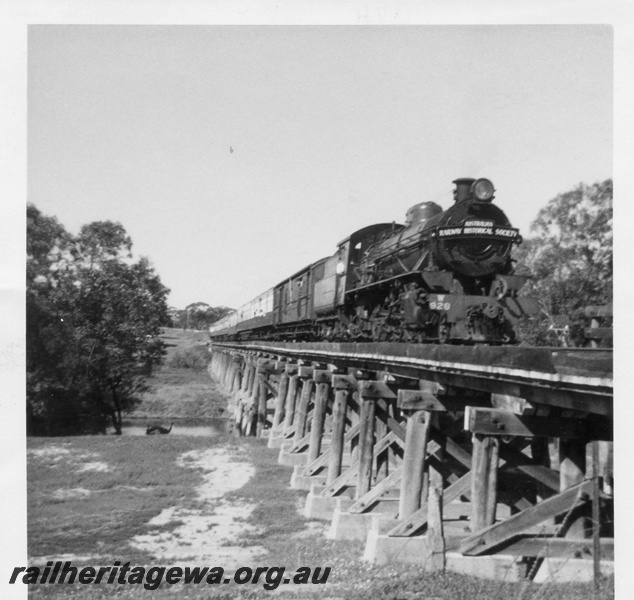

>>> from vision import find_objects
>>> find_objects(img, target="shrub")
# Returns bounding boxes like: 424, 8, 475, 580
166, 345, 210, 369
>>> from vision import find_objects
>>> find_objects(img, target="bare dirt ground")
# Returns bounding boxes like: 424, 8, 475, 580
130, 446, 267, 570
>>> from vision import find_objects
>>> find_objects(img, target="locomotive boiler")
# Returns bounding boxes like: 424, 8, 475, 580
209, 177, 538, 344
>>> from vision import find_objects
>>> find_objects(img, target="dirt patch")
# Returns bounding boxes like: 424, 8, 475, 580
28, 445, 72, 459
51, 487, 92, 500
29, 446, 110, 474
131, 447, 266, 569
77, 461, 110, 472
29, 553, 102, 565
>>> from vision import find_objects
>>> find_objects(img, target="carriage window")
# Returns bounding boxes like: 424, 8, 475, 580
313, 263, 325, 280
350, 240, 364, 263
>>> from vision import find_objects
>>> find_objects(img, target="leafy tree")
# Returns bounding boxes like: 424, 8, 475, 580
27, 205, 73, 283
75, 221, 132, 267
27, 206, 89, 434
27, 206, 170, 435
174, 303, 233, 330
514, 179, 612, 346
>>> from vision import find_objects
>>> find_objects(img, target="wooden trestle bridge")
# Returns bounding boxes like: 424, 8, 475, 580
209, 342, 613, 583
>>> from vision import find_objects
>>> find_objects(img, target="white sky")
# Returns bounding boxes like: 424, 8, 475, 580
27, 24, 612, 310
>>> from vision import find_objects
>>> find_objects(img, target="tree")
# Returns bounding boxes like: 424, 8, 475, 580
513, 179, 612, 346
27, 205, 88, 434
67, 258, 169, 433
27, 206, 170, 435
75, 221, 132, 267
174, 303, 233, 330
27, 205, 68, 370
27, 204, 73, 284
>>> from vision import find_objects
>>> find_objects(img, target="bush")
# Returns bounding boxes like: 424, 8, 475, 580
166, 345, 211, 369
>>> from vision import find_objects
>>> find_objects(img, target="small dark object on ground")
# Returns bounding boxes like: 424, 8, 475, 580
146, 422, 174, 435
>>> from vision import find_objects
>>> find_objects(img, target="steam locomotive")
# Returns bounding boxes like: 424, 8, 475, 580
209, 178, 538, 344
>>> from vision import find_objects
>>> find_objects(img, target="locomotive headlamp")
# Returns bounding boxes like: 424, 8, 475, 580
471, 178, 495, 202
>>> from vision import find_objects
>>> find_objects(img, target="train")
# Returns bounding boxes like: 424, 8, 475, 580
209, 177, 538, 344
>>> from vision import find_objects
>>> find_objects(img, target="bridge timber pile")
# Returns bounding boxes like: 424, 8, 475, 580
209, 342, 613, 584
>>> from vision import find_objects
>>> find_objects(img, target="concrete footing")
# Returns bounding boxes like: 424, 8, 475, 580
267, 432, 288, 448
291, 467, 326, 490
364, 530, 615, 584
444, 553, 526, 581
531, 557, 615, 583
278, 448, 309, 467
327, 504, 398, 541
363, 528, 429, 564
304, 490, 354, 520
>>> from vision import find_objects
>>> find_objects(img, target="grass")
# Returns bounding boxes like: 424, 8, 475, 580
127, 328, 230, 420
26, 435, 615, 600
129, 367, 230, 420
27, 435, 222, 562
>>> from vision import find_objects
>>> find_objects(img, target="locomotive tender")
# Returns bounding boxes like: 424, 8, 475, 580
209, 178, 538, 344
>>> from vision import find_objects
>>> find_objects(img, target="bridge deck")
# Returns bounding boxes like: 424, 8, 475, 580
213, 342, 613, 416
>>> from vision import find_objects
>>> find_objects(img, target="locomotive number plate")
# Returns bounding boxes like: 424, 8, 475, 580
429, 300, 451, 311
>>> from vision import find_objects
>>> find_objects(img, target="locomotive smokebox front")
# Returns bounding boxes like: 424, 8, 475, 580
433, 177, 519, 278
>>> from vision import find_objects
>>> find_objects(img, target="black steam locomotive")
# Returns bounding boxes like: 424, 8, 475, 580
209, 177, 537, 344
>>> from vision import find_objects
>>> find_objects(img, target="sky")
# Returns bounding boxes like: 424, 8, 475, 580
27, 24, 613, 310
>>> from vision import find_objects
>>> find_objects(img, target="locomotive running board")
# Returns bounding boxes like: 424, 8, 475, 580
348, 270, 454, 295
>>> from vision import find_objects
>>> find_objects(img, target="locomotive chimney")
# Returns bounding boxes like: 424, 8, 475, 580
452, 178, 475, 203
